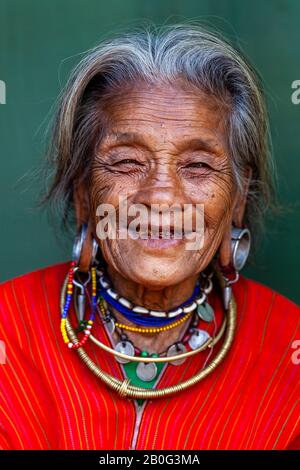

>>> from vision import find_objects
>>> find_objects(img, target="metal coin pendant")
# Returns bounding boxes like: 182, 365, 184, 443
106, 317, 115, 334
188, 329, 211, 350
115, 341, 135, 364
166, 343, 187, 366
197, 302, 214, 322
136, 362, 158, 382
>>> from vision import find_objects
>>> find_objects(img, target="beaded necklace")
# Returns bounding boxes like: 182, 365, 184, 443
60, 262, 227, 387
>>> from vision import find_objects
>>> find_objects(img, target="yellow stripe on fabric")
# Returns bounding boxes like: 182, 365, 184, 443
0, 338, 51, 449
282, 409, 300, 450
20, 286, 68, 449
216, 351, 253, 449
189, 340, 243, 450
272, 398, 300, 449
0, 405, 25, 450
258, 292, 276, 354
68, 359, 97, 449
3, 288, 22, 347
245, 312, 300, 449
41, 272, 85, 450
264, 389, 299, 449
190, 279, 248, 449
11, 280, 34, 359
0, 364, 49, 449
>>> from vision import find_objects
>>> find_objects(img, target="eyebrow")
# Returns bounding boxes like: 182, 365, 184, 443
104, 132, 148, 148
103, 132, 222, 155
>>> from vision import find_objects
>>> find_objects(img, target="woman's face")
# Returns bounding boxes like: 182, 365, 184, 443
87, 81, 238, 288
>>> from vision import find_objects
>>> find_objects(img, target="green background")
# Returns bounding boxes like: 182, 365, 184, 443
0, 0, 299, 304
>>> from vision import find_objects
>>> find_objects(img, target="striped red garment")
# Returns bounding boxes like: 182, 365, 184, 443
0, 261, 299, 450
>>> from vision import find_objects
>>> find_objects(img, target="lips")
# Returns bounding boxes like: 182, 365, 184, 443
126, 224, 195, 240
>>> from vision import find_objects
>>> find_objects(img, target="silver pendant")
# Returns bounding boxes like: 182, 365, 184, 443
223, 285, 232, 310
197, 303, 214, 322
188, 329, 211, 350
76, 293, 86, 322
136, 362, 158, 382
105, 317, 115, 334
115, 341, 135, 364
166, 343, 187, 365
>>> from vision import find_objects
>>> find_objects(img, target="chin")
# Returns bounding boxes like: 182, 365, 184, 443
124, 262, 188, 288
102, 238, 202, 287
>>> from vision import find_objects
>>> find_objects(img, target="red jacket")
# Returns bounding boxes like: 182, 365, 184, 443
0, 261, 299, 449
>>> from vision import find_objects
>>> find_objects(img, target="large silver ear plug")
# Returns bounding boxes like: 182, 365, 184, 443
221, 227, 251, 310
231, 227, 251, 271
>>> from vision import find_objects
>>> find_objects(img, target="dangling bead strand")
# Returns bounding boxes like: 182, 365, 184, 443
60, 261, 75, 345
60, 263, 97, 349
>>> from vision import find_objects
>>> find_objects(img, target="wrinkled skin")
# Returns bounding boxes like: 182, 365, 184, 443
75, 81, 249, 353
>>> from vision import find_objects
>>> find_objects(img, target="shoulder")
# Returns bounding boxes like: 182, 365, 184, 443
232, 274, 300, 359
0, 261, 70, 292
0, 261, 70, 330
235, 274, 299, 318
233, 274, 300, 367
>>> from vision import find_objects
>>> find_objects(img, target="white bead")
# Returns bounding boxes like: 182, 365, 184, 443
149, 310, 166, 318
86, 325, 92, 329
132, 306, 149, 314
204, 278, 213, 294
118, 297, 133, 309
68, 343, 73, 348
84, 329, 91, 335
182, 301, 197, 313
168, 308, 183, 318
196, 293, 206, 305
99, 276, 110, 289
107, 288, 118, 300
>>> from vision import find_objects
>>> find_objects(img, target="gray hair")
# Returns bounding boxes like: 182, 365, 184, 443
44, 23, 276, 243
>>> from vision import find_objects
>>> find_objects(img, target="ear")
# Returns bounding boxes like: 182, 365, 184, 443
232, 166, 252, 227
73, 181, 90, 230
218, 167, 252, 267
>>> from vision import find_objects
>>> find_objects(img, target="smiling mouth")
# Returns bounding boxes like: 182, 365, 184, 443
127, 225, 194, 239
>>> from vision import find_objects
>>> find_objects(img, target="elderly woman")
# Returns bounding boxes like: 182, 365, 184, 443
0, 24, 299, 451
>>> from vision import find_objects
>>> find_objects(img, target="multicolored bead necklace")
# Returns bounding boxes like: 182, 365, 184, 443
60, 262, 97, 349
98, 296, 194, 334
60, 261, 217, 383
97, 296, 214, 382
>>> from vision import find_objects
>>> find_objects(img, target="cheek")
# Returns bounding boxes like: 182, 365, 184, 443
186, 177, 234, 228
89, 171, 130, 214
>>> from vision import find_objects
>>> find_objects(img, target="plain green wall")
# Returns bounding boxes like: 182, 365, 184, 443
0, 0, 299, 304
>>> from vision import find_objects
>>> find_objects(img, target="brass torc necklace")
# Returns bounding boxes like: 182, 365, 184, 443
60, 262, 237, 400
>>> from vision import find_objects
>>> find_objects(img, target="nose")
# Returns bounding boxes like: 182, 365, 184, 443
132, 162, 188, 209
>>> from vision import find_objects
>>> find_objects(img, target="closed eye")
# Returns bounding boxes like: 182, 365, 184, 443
185, 162, 212, 169
112, 159, 143, 166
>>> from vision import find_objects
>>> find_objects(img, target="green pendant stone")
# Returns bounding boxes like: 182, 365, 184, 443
197, 302, 214, 322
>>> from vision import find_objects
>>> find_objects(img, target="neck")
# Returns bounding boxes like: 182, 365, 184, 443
104, 267, 200, 356
107, 265, 198, 312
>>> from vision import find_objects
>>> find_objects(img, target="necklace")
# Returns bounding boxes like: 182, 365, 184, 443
98, 296, 194, 334
105, 305, 211, 382
61, 267, 236, 399
98, 268, 213, 320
